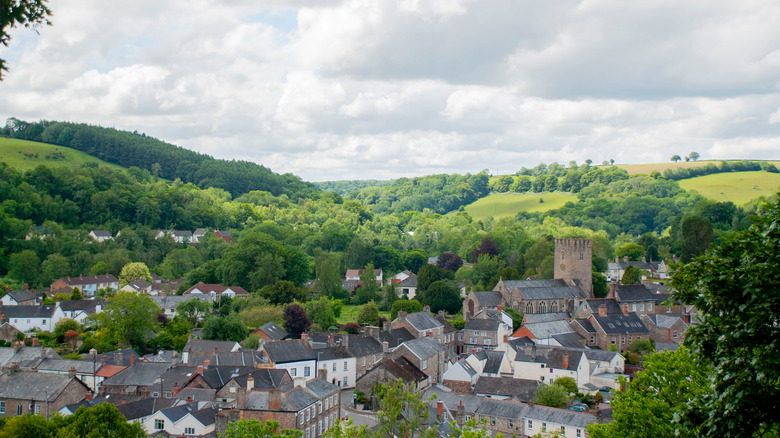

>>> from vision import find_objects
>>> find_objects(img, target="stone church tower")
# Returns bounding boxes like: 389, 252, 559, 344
554, 238, 593, 298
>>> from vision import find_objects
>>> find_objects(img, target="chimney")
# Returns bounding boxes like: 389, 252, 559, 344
301, 332, 309, 341
327, 334, 334, 346
623, 256, 629, 262
269, 389, 282, 410
69, 366, 77, 378
621, 304, 629, 315
23, 283, 28, 290
456, 400, 465, 426
13, 341, 22, 353
607, 283, 616, 299
187, 395, 193, 404
204, 359, 210, 369
318, 368, 327, 380
343, 334, 349, 348
130, 354, 135, 365
598, 304, 608, 316
497, 305, 502, 315
398, 310, 407, 320
247, 375, 254, 391
615, 256, 618, 263
503, 335, 508, 344
214, 346, 218, 354
173, 383, 179, 395
382, 341, 389, 353
85, 392, 93, 401
562, 350, 569, 369
3, 286, 8, 293
294, 377, 307, 388
641, 257, 646, 263
683, 314, 691, 324
197, 365, 204, 375
142, 387, 150, 397
116, 350, 123, 365
382, 321, 390, 332
32, 338, 39, 346
436, 400, 444, 421
423, 305, 430, 313
89, 348, 97, 356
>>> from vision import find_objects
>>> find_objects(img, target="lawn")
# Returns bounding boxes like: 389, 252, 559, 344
337, 304, 390, 325
462, 192, 577, 220
0, 137, 121, 171
677, 171, 780, 205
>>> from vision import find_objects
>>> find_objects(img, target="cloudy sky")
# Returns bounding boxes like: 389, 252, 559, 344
2, 0, 780, 181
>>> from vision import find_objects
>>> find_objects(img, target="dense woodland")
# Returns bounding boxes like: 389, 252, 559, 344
1, 118, 320, 199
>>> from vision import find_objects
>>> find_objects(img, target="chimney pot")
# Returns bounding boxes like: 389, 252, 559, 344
197, 365, 203, 374
85, 392, 93, 401
187, 395, 193, 403
436, 400, 444, 419
562, 350, 569, 369
32, 338, 39, 346
598, 304, 608, 316
247, 375, 255, 391
301, 332, 309, 341
622, 304, 629, 315
623, 256, 629, 262
204, 359, 210, 368
130, 354, 134, 365
69, 366, 77, 378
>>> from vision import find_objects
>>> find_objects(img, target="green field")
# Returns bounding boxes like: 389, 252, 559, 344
463, 192, 577, 219
337, 305, 390, 325
678, 171, 780, 204
0, 137, 121, 171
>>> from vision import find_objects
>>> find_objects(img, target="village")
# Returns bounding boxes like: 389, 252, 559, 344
0, 236, 696, 438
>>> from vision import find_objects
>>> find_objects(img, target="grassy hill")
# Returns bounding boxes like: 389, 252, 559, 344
617, 160, 780, 176
0, 137, 121, 171
462, 192, 577, 219
678, 171, 780, 204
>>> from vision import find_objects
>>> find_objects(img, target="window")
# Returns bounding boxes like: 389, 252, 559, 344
291, 368, 297, 377
42, 319, 46, 325
422, 359, 428, 369
528, 420, 533, 429
509, 419, 514, 428
373, 354, 377, 363
185, 427, 195, 435
640, 303, 644, 311
0, 401, 5, 413
343, 377, 348, 386
673, 331, 678, 339
632, 303, 637, 311
300, 414, 305, 425
344, 361, 348, 371
561, 426, 565, 433
484, 338, 491, 345
362, 357, 366, 366
332, 363, 336, 372
590, 335, 595, 343
491, 417, 496, 425
611, 337, 616, 344
305, 366, 311, 377
319, 420, 322, 435
577, 429, 582, 437
306, 408, 310, 421
542, 422, 547, 431
465, 414, 471, 422
17, 404, 22, 415
34, 404, 40, 414
155, 419, 164, 430
325, 417, 328, 430
152, 392, 159, 398
470, 337, 477, 344
648, 303, 653, 311
458, 333, 463, 341
230, 386, 236, 393
580, 251, 584, 260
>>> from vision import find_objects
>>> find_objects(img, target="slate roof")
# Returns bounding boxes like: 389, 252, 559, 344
56, 275, 118, 287
433, 313, 458, 334
453, 359, 477, 377
316, 346, 352, 361
115, 397, 176, 421
610, 260, 654, 271
126, 278, 152, 292
524, 313, 569, 324
397, 275, 417, 288
38, 358, 103, 374
198, 365, 257, 389
465, 318, 500, 332
586, 299, 623, 314
83, 348, 139, 367
191, 405, 218, 427
500, 279, 586, 300
7, 289, 36, 303
403, 311, 443, 331
58, 299, 105, 313
184, 340, 239, 354
473, 350, 505, 374
4, 346, 60, 369
187, 350, 264, 367
257, 321, 288, 340
399, 337, 444, 360
519, 320, 575, 339
153, 295, 211, 311
471, 291, 503, 308
90, 230, 112, 238
573, 318, 597, 333
150, 279, 186, 293
514, 346, 583, 371
378, 328, 415, 348
591, 312, 649, 335
345, 335, 383, 357
0, 305, 58, 318
642, 314, 685, 329
473, 376, 539, 402
101, 362, 172, 386
505, 337, 535, 351
367, 356, 427, 383
551, 332, 586, 348
0, 371, 85, 401
263, 340, 317, 364
174, 387, 217, 402
232, 368, 292, 391
615, 285, 667, 304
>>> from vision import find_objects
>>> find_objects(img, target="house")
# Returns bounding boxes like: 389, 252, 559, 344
607, 256, 656, 281
0, 370, 91, 418
391, 337, 447, 385
396, 274, 418, 299
193, 228, 208, 243
390, 308, 446, 345
343, 335, 384, 380
214, 229, 232, 243
57, 300, 105, 324
150, 279, 186, 295
441, 359, 479, 392
571, 305, 650, 352
120, 278, 153, 294
613, 284, 684, 315
261, 340, 318, 380
50, 275, 119, 298
355, 356, 428, 396
345, 268, 383, 285
0, 323, 23, 343
142, 402, 218, 436
512, 315, 583, 348
98, 362, 173, 397
377, 327, 415, 350
216, 376, 340, 437
425, 386, 606, 437
152, 295, 211, 321
88, 230, 113, 242
0, 304, 64, 332
473, 376, 539, 402
462, 307, 512, 353
0, 345, 61, 371
215, 368, 293, 404
1, 288, 38, 306
252, 321, 289, 342
640, 314, 689, 345
37, 358, 107, 392
464, 350, 513, 377
316, 346, 355, 388
511, 345, 590, 389
183, 282, 249, 300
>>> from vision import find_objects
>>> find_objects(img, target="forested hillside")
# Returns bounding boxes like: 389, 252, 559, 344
0, 118, 320, 199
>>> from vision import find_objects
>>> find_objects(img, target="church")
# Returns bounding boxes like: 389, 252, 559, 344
463, 238, 593, 319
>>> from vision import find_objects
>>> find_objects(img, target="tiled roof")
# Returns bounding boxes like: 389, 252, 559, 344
184, 340, 240, 354
591, 312, 649, 335
263, 340, 317, 364
101, 362, 172, 386
257, 321, 288, 340
0, 305, 58, 318
403, 311, 443, 331
7, 289, 36, 303
501, 279, 586, 300
471, 291, 503, 307
0, 372, 84, 401
474, 376, 539, 401
464, 318, 500, 332
400, 337, 444, 360
378, 328, 415, 348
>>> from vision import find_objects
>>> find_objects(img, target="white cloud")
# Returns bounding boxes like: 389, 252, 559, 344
1, 0, 780, 181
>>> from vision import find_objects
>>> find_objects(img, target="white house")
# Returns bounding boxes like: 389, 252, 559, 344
142, 402, 217, 436
512, 346, 590, 390
88, 230, 113, 242
57, 300, 104, 324
262, 340, 318, 380
0, 304, 64, 332
316, 346, 357, 388
0, 289, 37, 306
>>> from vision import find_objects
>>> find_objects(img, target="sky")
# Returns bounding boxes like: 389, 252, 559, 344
2, 0, 780, 182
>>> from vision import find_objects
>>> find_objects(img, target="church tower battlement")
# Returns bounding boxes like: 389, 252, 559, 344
554, 238, 593, 298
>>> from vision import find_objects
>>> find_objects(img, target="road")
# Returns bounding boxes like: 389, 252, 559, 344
340, 388, 377, 428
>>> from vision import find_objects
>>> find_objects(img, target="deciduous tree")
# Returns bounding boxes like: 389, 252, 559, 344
88, 291, 160, 352
0, 0, 52, 79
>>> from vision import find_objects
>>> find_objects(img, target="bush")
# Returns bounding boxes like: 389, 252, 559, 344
342, 322, 361, 334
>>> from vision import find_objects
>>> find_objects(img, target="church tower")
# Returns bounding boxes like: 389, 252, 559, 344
554, 238, 593, 298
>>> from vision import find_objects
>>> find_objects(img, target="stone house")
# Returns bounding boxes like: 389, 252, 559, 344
389, 309, 446, 345
640, 314, 689, 344
391, 337, 447, 385
355, 356, 428, 397
0, 370, 90, 418
50, 274, 119, 297
571, 305, 649, 352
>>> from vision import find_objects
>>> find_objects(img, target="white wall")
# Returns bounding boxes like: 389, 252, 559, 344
318, 357, 356, 388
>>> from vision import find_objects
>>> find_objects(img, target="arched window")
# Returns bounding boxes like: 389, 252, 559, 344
526, 302, 534, 314
539, 302, 547, 313
580, 251, 584, 261
551, 301, 558, 312
468, 299, 475, 317
561, 251, 565, 262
